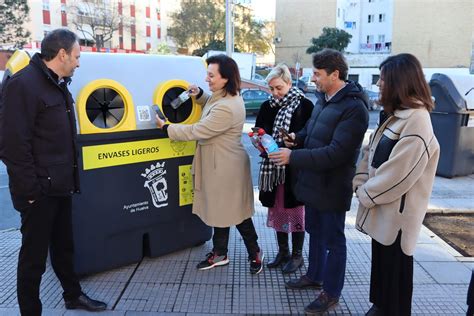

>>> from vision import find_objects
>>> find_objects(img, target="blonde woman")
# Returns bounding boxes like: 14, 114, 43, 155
255, 64, 313, 273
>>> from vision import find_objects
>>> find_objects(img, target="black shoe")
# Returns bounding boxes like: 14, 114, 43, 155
267, 251, 290, 268
281, 255, 303, 274
365, 305, 381, 316
65, 293, 107, 311
304, 291, 339, 315
249, 250, 264, 274
285, 275, 322, 290
196, 252, 230, 270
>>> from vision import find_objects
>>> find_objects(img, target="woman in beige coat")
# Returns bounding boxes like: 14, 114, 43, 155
353, 53, 440, 316
156, 54, 264, 274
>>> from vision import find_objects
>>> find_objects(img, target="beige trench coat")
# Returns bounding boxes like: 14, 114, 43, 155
353, 108, 440, 255
167, 89, 254, 227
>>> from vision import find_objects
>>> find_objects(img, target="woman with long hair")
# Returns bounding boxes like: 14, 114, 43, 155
353, 53, 440, 315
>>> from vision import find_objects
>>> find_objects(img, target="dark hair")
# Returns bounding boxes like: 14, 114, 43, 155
379, 53, 434, 113
41, 29, 78, 61
312, 48, 348, 80
205, 54, 241, 96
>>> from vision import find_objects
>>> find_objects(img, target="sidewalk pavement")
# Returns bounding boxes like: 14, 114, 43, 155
0, 177, 472, 315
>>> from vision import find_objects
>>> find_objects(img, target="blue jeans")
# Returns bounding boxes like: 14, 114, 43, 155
306, 207, 346, 298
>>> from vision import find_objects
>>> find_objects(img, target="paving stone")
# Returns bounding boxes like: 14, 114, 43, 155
0, 193, 470, 315
114, 283, 179, 312
414, 243, 458, 262
419, 261, 472, 284
173, 284, 232, 313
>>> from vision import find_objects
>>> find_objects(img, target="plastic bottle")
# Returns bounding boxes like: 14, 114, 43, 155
248, 131, 265, 154
258, 128, 279, 154
170, 90, 190, 109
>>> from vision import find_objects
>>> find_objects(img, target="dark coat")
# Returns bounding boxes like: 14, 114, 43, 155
255, 97, 314, 208
0, 53, 79, 210
290, 81, 369, 219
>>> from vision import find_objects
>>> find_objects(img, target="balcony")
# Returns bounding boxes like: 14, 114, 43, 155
359, 42, 391, 53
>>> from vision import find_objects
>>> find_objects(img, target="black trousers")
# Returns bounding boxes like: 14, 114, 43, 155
212, 218, 260, 258
370, 231, 413, 316
17, 196, 82, 316
467, 270, 474, 316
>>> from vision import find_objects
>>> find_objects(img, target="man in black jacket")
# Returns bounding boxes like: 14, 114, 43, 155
269, 49, 369, 314
0, 29, 106, 315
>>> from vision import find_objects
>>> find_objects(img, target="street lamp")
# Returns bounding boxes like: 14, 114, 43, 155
225, 0, 251, 57
225, 0, 233, 57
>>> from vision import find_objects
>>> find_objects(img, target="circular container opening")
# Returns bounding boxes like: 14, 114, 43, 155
162, 87, 193, 123
86, 88, 125, 128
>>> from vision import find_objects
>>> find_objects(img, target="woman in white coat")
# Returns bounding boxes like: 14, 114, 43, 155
156, 54, 264, 274
353, 53, 440, 315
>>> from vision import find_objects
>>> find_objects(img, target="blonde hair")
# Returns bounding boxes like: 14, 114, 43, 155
265, 63, 292, 85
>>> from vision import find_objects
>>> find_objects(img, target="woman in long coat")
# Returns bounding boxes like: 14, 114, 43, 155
156, 54, 263, 274
353, 53, 440, 315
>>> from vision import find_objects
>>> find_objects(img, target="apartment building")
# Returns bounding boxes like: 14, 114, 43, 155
22, 0, 179, 53
276, 0, 473, 68
275, 0, 337, 68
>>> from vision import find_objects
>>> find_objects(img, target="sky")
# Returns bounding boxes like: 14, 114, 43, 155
249, 0, 276, 21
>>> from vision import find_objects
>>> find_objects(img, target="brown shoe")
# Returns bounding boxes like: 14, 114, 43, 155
285, 275, 322, 290
304, 291, 339, 314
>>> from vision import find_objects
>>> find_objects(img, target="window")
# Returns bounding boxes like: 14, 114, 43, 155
366, 35, 373, 44
42, 0, 50, 10
378, 34, 385, 43
146, 6, 150, 18
379, 13, 385, 22
157, 27, 161, 39
372, 74, 380, 85
146, 24, 151, 37
368, 0, 374, 2
43, 10, 51, 25
119, 36, 123, 49
348, 74, 359, 82
344, 21, 356, 29
368, 14, 374, 23
130, 4, 135, 17
61, 0, 67, 26
131, 38, 136, 51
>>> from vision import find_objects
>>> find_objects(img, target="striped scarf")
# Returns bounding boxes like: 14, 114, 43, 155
258, 87, 305, 192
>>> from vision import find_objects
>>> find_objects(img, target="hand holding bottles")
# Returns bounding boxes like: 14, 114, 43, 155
248, 127, 279, 154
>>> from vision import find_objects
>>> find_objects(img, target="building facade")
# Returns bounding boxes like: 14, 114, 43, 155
276, 0, 473, 68
23, 0, 179, 53
275, 0, 337, 68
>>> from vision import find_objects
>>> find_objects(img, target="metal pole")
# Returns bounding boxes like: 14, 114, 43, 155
225, 0, 233, 57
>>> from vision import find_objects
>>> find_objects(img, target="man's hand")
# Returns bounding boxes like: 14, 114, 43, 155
268, 148, 292, 166
283, 132, 296, 148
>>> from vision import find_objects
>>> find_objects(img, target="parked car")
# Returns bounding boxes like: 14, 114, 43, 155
299, 75, 317, 93
292, 79, 307, 92
252, 73, 268, 86
242, 88, 271, 113
363, 89, 380, 110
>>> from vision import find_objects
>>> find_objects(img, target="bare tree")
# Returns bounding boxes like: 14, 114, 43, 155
67, 0, 130, 50
0, 0, 30, 48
